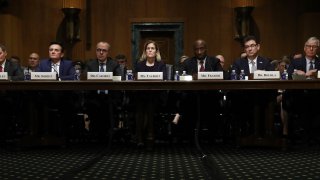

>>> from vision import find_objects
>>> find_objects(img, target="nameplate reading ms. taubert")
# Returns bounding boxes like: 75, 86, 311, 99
31, 72, 57, 80
87, 72, 113, 80
253, 70, 280, 80
0, 72, 8, 80
137, 72, 163, 80
198, 71, 224, 80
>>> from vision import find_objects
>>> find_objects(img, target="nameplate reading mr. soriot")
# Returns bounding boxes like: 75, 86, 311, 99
137, 72, 163, 80
198, 71, 223, 80
31, 72, 57, 80
0, 72, 8, 80
253, 71, 280, 80
87, 72, 113, 80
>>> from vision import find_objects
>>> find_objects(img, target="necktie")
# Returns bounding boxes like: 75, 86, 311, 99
309, 61, 314, 71
251, 60, 256, 73
199, 60, 205, 72
100, 63, 104, 72
0, 65, 2, 72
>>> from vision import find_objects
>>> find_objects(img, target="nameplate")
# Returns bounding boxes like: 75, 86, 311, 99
112, 76, 122, 81
317, 72, 320, 79
31, 72, 57, 80
179, 75, 193, 81
198, 71, 223, 80
253, 71, 280, 80
87, 72, 113, 80
0, 72, 8, 80
137, 72, 163, 80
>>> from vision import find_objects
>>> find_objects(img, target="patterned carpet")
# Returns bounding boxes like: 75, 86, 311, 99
1, 141, 319, 179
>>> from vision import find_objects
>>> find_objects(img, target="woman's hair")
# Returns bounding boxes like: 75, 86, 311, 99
139, 40, 161, 62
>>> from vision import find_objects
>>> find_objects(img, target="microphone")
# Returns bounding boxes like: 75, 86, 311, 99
52, 64, 60, 80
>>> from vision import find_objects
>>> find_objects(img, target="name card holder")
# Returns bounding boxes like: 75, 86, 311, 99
179, 75, 193, 81
112, 76, 122, 81
198, 71, 224, 80
137, 72, 163, 80
31, 72, 57, 80
0, 72, 8, 80
253, 71, 280, 80
87, 72, 113, 80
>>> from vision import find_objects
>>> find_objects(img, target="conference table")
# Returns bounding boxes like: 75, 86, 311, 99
1, 79, 320, 90
1, 79, 320, 148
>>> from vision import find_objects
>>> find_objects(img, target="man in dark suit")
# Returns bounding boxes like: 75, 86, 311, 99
181, 39, 224, 77
285, 37, 320, 145
37, 42, 75, 80
179, 39, 225, 142
83, 41, 121, 141
0, 44, 24, 143
230, 36, 275, 140
0, 44, 23, 80
232, 36, 273, 77
36, 42, 75, 140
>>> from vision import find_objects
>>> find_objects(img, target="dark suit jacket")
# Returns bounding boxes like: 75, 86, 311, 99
232, 56, 273, 77
85, 58, 121, 76
181, 56, 226, 79
135, 60, 167, 80
287, 56, 320, 79
3, 59, 24, 81
37, 59, 75, 80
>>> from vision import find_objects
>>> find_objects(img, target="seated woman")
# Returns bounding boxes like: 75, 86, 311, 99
134, 40, 166, 150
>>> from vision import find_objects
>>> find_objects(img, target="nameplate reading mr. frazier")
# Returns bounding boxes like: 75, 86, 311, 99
87, 72, 113, 80
198, 71, 224, 80
31, 72, 57, 80
137, 72, 163, 80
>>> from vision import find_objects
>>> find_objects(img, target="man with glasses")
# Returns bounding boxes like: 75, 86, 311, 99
83, 41, 121, 141
231, 35, 273, 78
230, 36, 275, 141
287, 37, 319, 79
285, 37, 320, 147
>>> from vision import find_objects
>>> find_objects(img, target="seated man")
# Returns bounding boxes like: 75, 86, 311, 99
230, 36, 276, 139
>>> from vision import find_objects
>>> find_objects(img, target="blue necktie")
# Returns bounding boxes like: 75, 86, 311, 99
309, 61, 314, 71
100, 63, 104, 72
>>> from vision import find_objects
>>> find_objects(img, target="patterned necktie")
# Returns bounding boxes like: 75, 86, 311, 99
199, 60, 205, 72
100, 63, 104, 72
251, 60, 256, 73
309, 61, 314, 71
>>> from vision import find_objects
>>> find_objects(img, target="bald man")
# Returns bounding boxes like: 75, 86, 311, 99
181, 39, 224, 77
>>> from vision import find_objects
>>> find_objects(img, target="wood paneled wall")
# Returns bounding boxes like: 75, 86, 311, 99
0, 0, 319, 69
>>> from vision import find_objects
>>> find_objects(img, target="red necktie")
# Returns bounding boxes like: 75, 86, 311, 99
199, 61, 205, 72
0, 66, 3, 72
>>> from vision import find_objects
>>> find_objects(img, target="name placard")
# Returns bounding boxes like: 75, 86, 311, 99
31, 72, 57, 80
253, 71, 280, 80
87, 72, 113, 80
198, 71, 223, 80
137, 72, 163, 80
179, 75, 193, 81
112, 76, 122, 81
0, 72, 8, 80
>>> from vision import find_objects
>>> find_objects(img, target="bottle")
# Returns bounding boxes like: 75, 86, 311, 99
230, 69, 237, 80
126, 70, 133, 80
24, 69, 31, 81
182, 71, 187, 76
281, 69, 288, 80
174, 71, 180, 81
74, 69, 81, 80
239, 69, 245, 80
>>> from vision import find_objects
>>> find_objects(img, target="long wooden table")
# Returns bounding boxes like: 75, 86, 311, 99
0, 80, 320, 90
2, 80, 319, 148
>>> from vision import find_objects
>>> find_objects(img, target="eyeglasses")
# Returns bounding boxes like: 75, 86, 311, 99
305, 45, 319, 49
96, 48, 108, 53
244, 44, 257, 49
